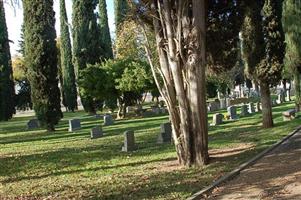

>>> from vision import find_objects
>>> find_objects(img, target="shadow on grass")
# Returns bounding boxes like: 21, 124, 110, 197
1, 157, 176, 184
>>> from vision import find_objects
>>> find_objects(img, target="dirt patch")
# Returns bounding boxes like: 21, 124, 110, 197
209, 143, 255, 158
207, 131, 301, 200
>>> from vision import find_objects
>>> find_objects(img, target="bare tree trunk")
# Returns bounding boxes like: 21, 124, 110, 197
294, 73, 301, 111
260, 82, 273, 128
139, 0, 209, 166
282, 79, 287, 101
117, 98, 125, 119
189, 0, 209, 165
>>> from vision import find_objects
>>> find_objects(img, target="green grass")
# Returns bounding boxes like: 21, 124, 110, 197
0, 102, 300, 199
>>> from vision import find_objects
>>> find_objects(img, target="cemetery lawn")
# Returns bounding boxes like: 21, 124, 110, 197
0, 102, 300, 200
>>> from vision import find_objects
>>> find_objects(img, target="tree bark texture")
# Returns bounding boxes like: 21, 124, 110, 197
142, 0, 209, 166
294, 73, 301, 111
260, 82, 273, 128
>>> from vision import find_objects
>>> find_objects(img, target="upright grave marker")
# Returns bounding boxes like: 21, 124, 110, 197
157, 122, 172, 143
27, 119, 40, 130
121, 130, 137, 152
90, 125, 103, 139
69, 119, 81, 132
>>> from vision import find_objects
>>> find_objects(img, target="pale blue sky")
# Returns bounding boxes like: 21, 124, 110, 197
4, 0, 115, 57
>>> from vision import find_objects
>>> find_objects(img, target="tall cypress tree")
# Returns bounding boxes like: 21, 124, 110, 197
72, 0, 101, 114
114, 0, 128, 35
0, 1, 15, 121
99, 0, 113, 59
241, 0, 285, 128
283, 0, 301, 110
23, 0, 62, 131
60, 0, 78, 112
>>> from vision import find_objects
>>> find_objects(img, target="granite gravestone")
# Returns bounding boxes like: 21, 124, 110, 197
27, 119, 40, 130
227, 106, 238, 120
240, 105, 249, 117
212, 113, 224, 126
103, 114, 114, 126
90, 126, 103, 139
121, 130, 137, 152
69, 119, 81, 132
157, 122, 172, 143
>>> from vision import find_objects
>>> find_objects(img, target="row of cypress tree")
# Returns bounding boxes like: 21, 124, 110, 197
16, 0, 114, 130
0, 0, 15, 121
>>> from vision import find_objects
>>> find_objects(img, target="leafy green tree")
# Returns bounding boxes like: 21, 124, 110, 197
283, 0, 301, 110
206, 0, 244, 73
23, 0, 62, 131
241, 0, 285, 128
0, 1, 15, 121
78, 64, 114, 104
99, 0, 113, 59
60, 0, 77, 112
104, 58, 150, 118
72, 0, 101, 114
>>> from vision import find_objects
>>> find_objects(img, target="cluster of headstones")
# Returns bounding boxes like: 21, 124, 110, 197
68, 114, 114, 139
122, 122, 173, 152
68, 114, 173, 152
211, 102, 261, 126
208, 98, 235, 112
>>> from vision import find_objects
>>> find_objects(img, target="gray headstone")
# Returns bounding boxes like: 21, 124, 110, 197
212, 113, 224, 126
27, 119, 40, 130
227, 106, 238, 120
157, 122, 172, 143
69, 119, 81, 132
121, 130, 137, 152
240, 105, 249, 117
103, 114, 114, 126
208, 102, 220, 112
248, 102, 255, 113
90, 126, 103, 139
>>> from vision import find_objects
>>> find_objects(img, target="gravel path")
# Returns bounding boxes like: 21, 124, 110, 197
207, 130, 301, 200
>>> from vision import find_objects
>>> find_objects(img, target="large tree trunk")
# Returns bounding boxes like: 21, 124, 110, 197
260, 82, 273, 128
142, 0, 209, 167
294, 73, 301, 111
